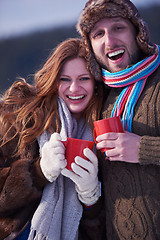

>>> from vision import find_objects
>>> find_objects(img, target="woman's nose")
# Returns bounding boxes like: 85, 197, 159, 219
69, 81, 79, 92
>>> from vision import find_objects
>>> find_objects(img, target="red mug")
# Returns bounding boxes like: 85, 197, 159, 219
63, 137, 94, 170
93, 116, 123, 152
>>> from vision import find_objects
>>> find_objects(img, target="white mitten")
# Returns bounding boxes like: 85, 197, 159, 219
61, 148, 100, 206
40, 132, 67, 182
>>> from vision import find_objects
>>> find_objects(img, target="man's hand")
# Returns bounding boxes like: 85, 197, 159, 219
96, 131, 141, 163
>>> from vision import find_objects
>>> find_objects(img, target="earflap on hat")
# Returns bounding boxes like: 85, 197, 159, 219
81, 37, 102, 81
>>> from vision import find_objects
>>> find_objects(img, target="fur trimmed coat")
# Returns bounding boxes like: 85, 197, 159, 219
0, 139, 48, 239
0, 91, 49, 239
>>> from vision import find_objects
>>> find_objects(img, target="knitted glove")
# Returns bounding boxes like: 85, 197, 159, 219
40, 132, 67, 182
61, 148, 100, 206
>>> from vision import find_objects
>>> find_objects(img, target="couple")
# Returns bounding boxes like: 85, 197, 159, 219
0, 0, 160, 239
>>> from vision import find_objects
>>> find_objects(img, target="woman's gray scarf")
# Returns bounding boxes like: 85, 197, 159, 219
28, 97, 94, 240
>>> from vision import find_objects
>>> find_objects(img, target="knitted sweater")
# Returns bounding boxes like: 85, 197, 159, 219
79, 66, 160, 239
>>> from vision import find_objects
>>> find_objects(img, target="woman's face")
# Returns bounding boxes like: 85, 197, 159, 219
58, 57, 94, 119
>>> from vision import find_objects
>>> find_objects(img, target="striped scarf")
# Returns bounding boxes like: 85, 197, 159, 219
102, 45, 160, 132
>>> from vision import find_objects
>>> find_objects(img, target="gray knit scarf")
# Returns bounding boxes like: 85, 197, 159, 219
28, 97, 94, 240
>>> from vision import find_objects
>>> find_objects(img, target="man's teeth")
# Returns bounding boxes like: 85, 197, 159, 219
68, 95, 85, 100
108, 49, 124, 58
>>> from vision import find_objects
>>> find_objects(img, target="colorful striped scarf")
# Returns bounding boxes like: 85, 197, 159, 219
102, 45, 160, 132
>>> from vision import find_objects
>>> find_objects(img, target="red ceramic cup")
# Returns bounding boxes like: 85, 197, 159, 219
93, 116, 123, 152
63, 138, 94, 170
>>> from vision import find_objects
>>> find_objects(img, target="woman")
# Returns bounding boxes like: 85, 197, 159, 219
0, 38, 104, 239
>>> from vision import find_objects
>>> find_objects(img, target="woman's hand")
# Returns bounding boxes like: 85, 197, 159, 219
61, 148, 100, 206
40, 132, 67, 182
96, 131, 141, 163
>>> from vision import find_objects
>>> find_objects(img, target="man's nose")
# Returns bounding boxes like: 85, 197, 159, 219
104, 31, 115, 48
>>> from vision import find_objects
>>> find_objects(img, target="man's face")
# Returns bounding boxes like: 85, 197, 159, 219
89, 17, 141, 72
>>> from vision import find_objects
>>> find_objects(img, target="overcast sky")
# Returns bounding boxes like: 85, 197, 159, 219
0, 0, 159, 39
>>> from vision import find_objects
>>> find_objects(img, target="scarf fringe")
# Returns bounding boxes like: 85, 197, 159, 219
28, 229, 47, 240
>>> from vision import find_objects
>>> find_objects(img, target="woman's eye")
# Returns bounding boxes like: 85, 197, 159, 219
80, 77, 90, 81
60, 77, 70, 82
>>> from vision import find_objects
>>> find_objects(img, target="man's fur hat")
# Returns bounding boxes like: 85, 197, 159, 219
76, 0, 156, 80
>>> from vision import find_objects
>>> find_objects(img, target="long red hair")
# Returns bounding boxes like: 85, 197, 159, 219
0, 38, 104, 154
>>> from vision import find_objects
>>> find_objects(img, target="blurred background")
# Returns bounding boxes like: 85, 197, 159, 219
0, 0, 160, 94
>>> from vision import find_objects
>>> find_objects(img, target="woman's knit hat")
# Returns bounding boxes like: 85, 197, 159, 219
76, 0, 156, 80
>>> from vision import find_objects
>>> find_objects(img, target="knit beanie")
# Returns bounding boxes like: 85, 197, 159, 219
76, 0, 156, 80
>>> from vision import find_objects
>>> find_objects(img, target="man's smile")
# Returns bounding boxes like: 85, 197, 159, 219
107, 49, 125, 61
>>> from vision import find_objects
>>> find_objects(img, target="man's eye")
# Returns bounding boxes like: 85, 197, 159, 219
60, 78, 70, 82
93, 31, 104, 39
115, 26, 125, 31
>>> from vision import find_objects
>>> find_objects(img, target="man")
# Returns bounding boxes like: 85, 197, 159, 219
77, 0, 160, 239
